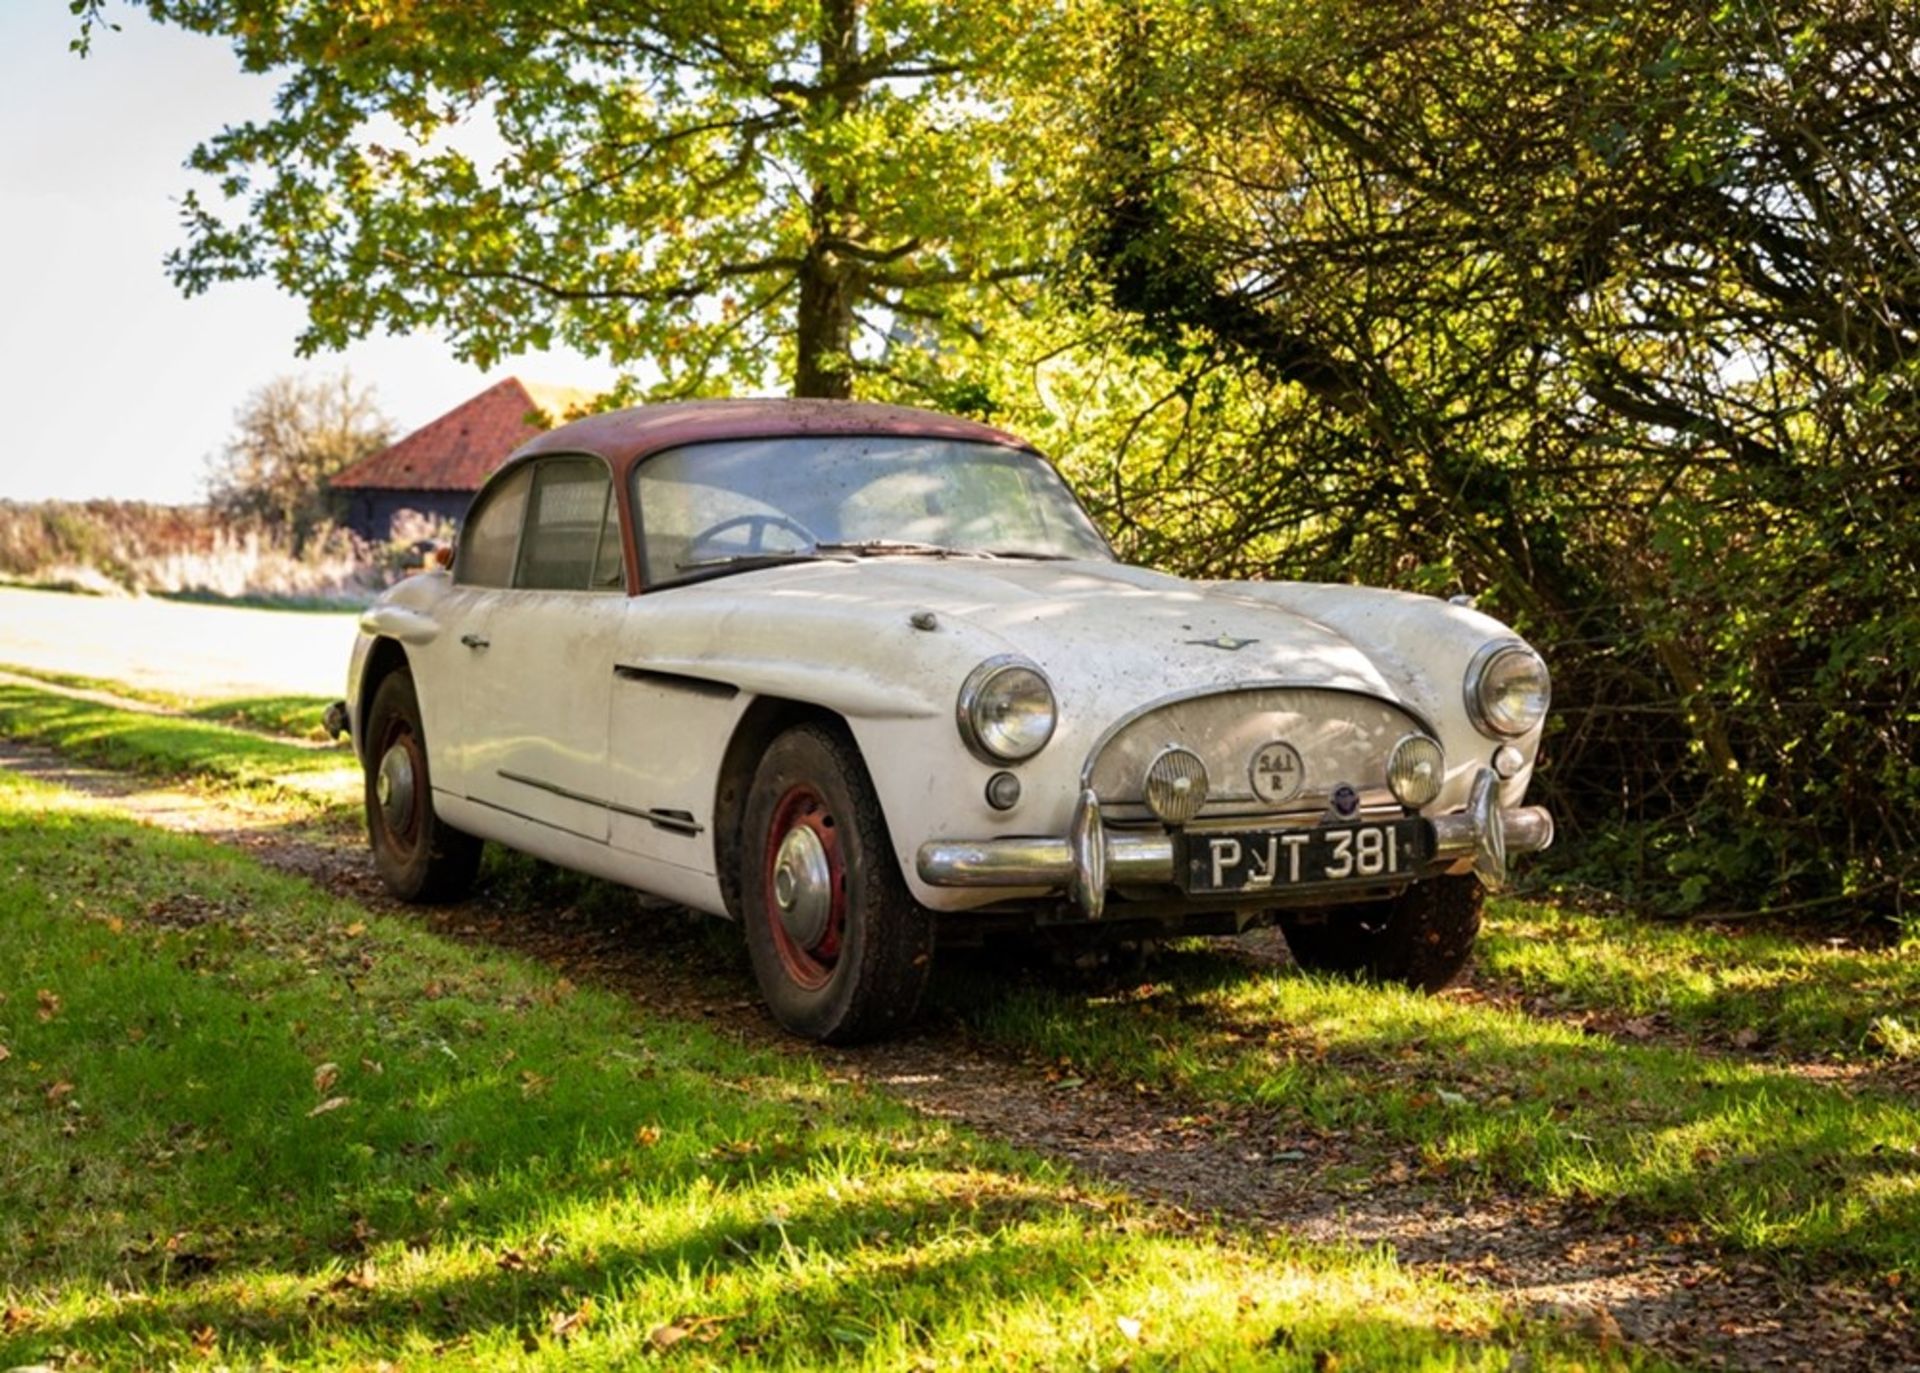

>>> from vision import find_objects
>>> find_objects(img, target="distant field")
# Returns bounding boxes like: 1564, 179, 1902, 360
0, 586, 358, 700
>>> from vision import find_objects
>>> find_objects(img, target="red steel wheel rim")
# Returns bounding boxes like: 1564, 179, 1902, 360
377, 719, 427, 856
763, 784, 847, 991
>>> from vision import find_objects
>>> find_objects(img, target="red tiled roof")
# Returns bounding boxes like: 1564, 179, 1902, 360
330, 378, 592, 492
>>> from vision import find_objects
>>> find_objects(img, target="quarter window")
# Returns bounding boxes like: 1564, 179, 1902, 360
454, 465, 533, 588
515, 457, 620, 591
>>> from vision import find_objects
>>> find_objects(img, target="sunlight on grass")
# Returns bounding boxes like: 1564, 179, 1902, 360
0, 682, 356, 816
1479, 897, 1920, 1058
955, 952, 1920, 1278
0, 773, 1645, 1370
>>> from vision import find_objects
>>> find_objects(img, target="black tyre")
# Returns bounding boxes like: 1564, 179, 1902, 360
741, 723, 934, 1043
364, 668, 482, 902
1277, 875, 1483, 992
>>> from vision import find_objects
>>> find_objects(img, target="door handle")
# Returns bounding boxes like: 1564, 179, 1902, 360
460, 633, 490, 649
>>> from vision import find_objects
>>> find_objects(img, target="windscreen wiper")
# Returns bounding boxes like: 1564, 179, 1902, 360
809, 539, 958, 557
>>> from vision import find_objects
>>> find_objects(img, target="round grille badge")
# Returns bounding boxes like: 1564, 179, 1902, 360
1249, 740, 1305, 805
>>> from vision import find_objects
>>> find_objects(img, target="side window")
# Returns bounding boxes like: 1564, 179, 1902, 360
454, 465, 533, 588
515, 456, 617, 591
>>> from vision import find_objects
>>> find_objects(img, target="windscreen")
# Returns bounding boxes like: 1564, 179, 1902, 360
633, 435, 1112, 584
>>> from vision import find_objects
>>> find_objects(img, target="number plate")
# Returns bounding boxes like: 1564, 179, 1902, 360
1180, 820, 1425, 894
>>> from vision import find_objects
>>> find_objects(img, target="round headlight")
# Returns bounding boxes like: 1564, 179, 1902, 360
958, 658, 1057, 762
1466, 642, 1551, 738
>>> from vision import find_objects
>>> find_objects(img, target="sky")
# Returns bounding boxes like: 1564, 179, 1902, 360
0, 3, 620, 505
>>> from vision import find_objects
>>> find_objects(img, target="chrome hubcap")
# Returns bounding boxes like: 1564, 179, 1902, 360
377, 744, 416, 831
772, 823, 833, 948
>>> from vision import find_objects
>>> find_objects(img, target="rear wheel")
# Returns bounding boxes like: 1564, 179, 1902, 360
741, 724, 934, 1043
1277, 875, 1482, 992
364, 669, 482, 902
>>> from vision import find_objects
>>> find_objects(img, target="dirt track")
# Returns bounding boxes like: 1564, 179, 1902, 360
5, 736, 1915, 1371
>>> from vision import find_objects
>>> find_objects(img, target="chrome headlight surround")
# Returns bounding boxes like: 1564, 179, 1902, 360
1464, 640, 1551, 738
957, 656, 1058, 763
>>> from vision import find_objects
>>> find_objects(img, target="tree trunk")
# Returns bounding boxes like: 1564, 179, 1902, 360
794, 0, 862, 400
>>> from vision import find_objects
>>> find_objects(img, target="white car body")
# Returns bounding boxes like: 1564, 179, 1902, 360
337, 399, 1552, 1036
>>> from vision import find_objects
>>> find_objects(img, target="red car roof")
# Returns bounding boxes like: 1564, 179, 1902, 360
512, 398, 1034, 478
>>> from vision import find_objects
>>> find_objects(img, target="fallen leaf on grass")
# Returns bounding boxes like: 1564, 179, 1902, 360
1619, 1016, 1657, 1039
192, 1323, 219, 1357
634, 1125, 662, 1147
36, 989, 61, 1022
343, 921, 367, 938
309, 1096, 351, 1117
520, 1070, 552, 1098
1116, 1315, 1143, 1341
0, 1043, 11, 1063
329, 1263, 378, 1292
649, 1315, 735, 1350
3, 1304, 32, 1334
550, 1298, 593, 1341
1731, 1027, 1761, 1049
45, 1080, 74, 1106
313, 1062, 340, 1095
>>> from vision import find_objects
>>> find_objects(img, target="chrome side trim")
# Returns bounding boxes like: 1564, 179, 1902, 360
496, 769, 704, 836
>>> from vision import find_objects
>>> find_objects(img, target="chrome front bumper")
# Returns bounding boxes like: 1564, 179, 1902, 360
916, 767, 1552, 920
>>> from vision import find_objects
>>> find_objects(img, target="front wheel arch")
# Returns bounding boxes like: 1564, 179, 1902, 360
355, 636, 412, 758
712, 696, 851, 921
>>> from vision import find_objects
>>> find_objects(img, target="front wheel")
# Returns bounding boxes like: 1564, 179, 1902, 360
364, 668, 482, 902
741, 724, 934, 1043
1276, 875, 1483, 992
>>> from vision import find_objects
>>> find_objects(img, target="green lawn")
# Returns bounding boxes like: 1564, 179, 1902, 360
1, 661, 339, 739
946, 943, 1920, 1278
1476, 898, 1920, 1060
0, 681, 356, 816
5, 673, 1916, 1286
0, 769, 1630, 1370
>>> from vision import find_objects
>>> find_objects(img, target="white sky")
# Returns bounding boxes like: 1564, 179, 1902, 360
0, 3, 621, 505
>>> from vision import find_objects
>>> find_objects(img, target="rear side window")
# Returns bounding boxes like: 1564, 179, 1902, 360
515, 457, 619, 591
454, 465, 533, 587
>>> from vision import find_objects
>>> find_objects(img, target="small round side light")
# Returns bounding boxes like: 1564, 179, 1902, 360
985, 771, 1023, 811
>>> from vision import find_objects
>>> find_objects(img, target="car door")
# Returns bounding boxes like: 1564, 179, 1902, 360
458, 454, 626, 843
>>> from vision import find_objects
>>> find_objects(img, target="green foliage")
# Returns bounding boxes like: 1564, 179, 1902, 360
1064, 0, 1920, 922
74, 0, 1065, 401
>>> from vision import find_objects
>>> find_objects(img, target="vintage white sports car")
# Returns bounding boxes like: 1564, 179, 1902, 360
333, 399, 1553, 1041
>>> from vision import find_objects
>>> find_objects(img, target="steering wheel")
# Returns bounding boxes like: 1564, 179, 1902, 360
686, 513, 816, 560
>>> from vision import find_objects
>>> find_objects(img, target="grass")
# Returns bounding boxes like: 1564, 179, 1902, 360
1476, 898, 1920, 1060
0, 682, 357, 817
6, 673, 1917, 1281
945, 945, 1920, 1279
0, 769, 1633, 1370
1, 661, 339, 740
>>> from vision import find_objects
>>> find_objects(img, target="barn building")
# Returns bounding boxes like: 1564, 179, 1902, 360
330, 377, 591, 543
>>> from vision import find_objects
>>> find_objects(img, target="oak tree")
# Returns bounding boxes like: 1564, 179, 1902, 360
76, 0, 1059, 400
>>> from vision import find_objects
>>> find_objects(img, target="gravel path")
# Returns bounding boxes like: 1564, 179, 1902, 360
5, 738, 1915, 1371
